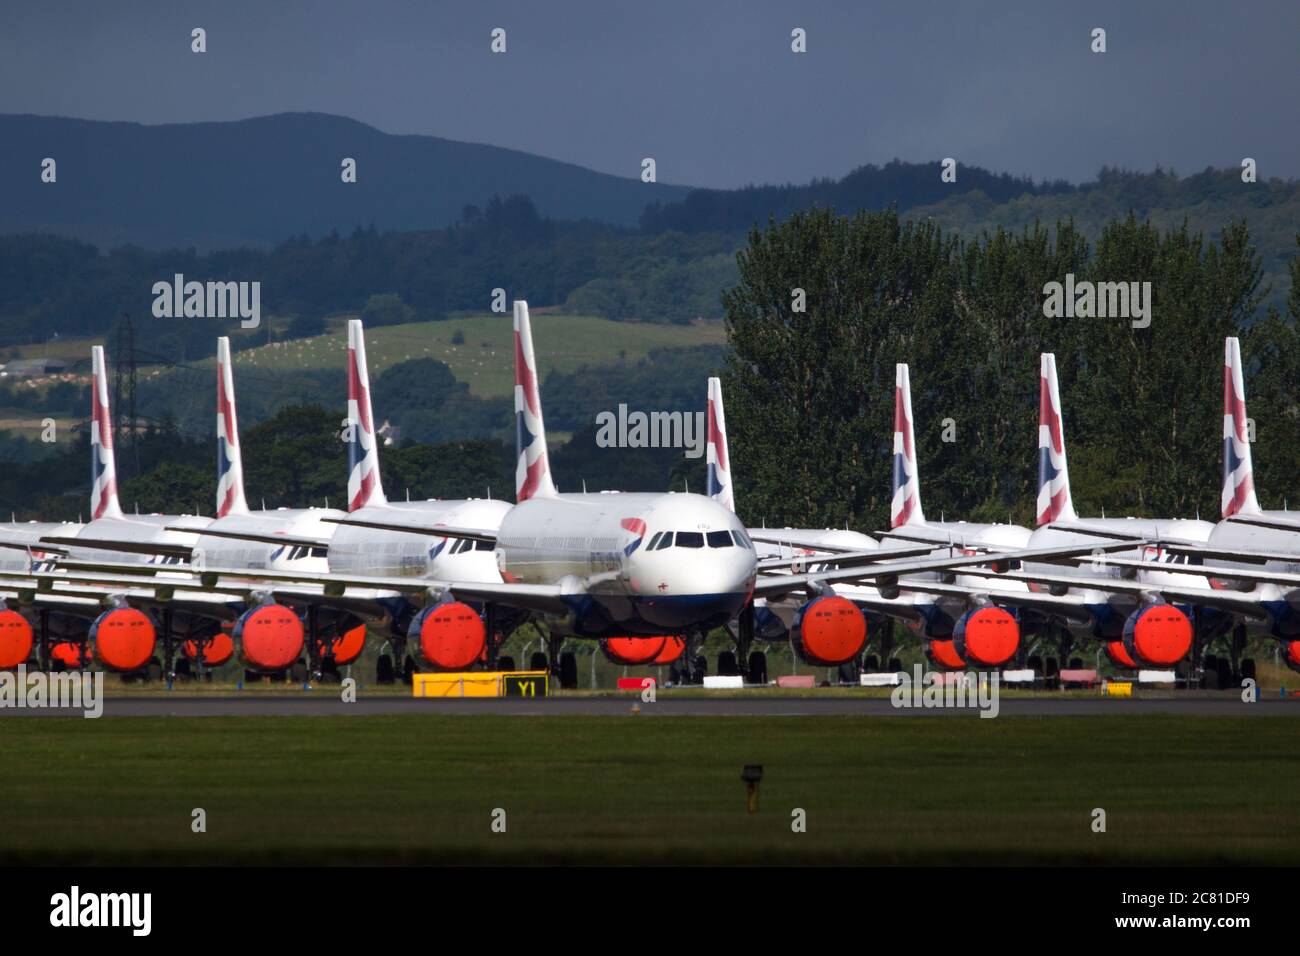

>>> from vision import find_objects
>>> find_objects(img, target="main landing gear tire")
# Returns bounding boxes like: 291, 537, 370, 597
717, 651, 738, 676
497, 655, 516, 672
559, 651, 578, 690
376, 654, 395, 685
529, 651, 548, 672
748, 651, 767, 685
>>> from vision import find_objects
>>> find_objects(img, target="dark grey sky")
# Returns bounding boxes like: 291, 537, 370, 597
2, 0, 1296, 189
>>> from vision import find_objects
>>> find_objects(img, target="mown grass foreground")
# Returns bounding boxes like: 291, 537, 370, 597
2, 715, 1296, 865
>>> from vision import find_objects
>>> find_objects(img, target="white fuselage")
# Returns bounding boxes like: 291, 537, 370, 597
497, 491, 755, 636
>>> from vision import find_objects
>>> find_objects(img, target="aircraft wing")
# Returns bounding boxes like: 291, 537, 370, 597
1160, 542, 1300, 565
166, 526, 331, 550
39, 535, 194, 559
751, 540, 1142, 598
747, 530, 872, 554
320, 516, 498, 544
957, 567, 1274, 621
0, 539, 68, 556
755, 544, 936, 573
894, 579, 1097, 624
1076, 556, 1300, 590
1222, 514, 1300, 534
108, 563, 575, 616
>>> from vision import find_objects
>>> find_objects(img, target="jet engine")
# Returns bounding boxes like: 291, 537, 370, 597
951, 606, 1019, 667
1103, 640, 1137, 669
925, 638, 966, 670
791, 595, 867, 666
184, 632, 235, 667
317, 623, 367, 667
235, 603, 305, 672
602, 636, 667, 665
0, 609, 33, 669
1282, 639, 1300, 674
651, 635, 686, 665
408, 601, 485, 671
90, 606, 157, 672
1121, 603, 1192, 667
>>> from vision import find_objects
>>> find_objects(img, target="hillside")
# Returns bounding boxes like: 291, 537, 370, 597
0, 113, 689, 249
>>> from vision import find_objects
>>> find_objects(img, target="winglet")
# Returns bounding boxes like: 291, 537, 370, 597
1036, 353, 1076, 526
89, 345, 123, 520
215, 337, 250, 517
346, 319, 387, 512
1222, 337, 1260, 517
706, 377, 734, 512
513, 300, 557, 501
890, 363, 925, 528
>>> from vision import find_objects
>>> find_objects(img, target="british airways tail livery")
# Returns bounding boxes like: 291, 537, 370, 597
514, 301, 557, 502
706, 377, 733, 513
215, 337, 250, 518
346, 319, 387, 512
1221, 336, 1260, 518
90, 346, 123, 520
890, 363, 925, 529
1036, 353, 1077, 526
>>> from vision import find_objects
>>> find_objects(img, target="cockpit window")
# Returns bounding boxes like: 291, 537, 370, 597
676, 532, 704, 549
475, 539, 493, 551
732, 528, 754, 550
652, 533, 673, 550
647, 532, 665, 550
706, 530, 734, 548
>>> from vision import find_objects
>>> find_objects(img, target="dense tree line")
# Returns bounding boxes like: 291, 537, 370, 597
640, 159, 1070, 234
723, 208, 1300, 530
0, 197, 737, 357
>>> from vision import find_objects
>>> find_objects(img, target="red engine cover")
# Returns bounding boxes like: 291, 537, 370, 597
926, 639, 966, 670
953, 606, 1019, 667
603, 636, 667, 665
318, 624, 367, 666
1122, 604, 1192, 666
651, 636, 686, 665
1283, 640, 1300, 673
51, 642, 90, 668
1104, 640, 1137, 669
90, 607, 156, 672
236, 603, 305, 672
0, 610, 34, 669
792, 595, 867, 666
410, 602, 486, 670
184, 631, 235, 667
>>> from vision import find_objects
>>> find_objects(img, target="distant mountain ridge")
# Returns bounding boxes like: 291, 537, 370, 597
0, 112, 690, 249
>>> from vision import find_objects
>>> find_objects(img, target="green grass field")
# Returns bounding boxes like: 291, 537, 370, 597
3, 714, 1296, 865
226, 313, 725, 397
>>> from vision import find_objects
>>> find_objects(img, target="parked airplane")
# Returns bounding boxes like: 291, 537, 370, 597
994, 338, 1300, 675
953, 352, 1221, 670
141, 302, 1107, 683
707, 370, 1029, 674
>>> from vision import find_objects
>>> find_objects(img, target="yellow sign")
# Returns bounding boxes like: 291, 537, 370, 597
1104, 681, 1133, 697
411, 670, 549, 698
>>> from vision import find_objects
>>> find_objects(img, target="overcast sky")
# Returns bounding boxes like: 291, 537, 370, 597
2, 0, 1296, 189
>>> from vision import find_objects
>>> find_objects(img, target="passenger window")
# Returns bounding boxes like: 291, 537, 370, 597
706, 531, 734, 548
676, 532, 704, 549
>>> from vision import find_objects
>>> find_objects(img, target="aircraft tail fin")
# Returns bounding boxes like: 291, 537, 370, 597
215, 337, 250, 517
346, 319, 387, 512
1222, 336, 1261, 517
1036, 353, 1077, 526
513, 300, 557, 501
89, 345, 123, 520
706, 377, 734, 512
890, 363, 925, 528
